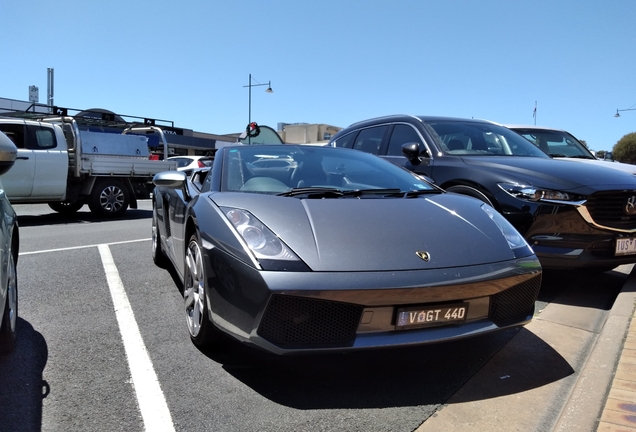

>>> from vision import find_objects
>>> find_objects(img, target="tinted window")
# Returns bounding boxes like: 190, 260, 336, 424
352, 126, 388, 155
332, 131, 357, 149
0, 124, 25, 148
422, 120, 549, 157
28, 125, 56, 150
512, 129, 593, 158
388, 124, 423, 156
170, 157, 193, 168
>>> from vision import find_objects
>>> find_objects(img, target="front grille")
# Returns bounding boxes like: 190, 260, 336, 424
258, 295, 363, 348
489, 275, 542, 326
585, 191, 636, 230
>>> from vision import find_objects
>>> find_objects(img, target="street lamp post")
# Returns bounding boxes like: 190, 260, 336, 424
244, 74, 273, 144
614, 108, 636, 118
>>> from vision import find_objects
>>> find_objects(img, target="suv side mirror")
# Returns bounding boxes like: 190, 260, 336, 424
402, 142, 429, 164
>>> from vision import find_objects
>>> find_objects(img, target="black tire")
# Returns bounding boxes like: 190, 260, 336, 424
151, 205, 170, 268
446, 184, 495, 207
0, 252, 18, 354
184, 231, 221, 348
88, 179, 130, 218
48, 201, 84, 215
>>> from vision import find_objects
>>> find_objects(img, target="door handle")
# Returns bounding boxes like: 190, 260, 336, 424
16, 156, 29, 160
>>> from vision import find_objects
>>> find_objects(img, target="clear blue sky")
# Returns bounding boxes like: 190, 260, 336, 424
2, 1, 635, 152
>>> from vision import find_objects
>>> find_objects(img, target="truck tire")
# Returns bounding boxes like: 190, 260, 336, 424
88, 179, 130, 218
48, 201, 84, 215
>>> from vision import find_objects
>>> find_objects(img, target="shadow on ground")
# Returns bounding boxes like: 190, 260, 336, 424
16, 208, 152, 227
0, 319, 48, 432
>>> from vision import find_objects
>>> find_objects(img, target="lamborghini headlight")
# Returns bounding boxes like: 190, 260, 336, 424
481, 204, 529, 251
222, 207, 299, 261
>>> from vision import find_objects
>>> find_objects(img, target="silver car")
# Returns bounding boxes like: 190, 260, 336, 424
0, 132, 19, 354
152, 144, 542, 355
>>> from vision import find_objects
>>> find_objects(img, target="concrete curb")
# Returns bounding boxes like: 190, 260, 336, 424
553, 266, 636, 432
415, 265, 635, 432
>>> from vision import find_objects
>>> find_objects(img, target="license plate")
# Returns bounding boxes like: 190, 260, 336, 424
396, 303, 468, 330
616, 238, 636, 256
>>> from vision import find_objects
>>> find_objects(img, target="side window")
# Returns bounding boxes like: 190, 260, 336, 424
387, 124, 423, 156
352, 126, 388, 155
26, 125, 57, 150
332, 131, 357, 149
0, 124, 26, 148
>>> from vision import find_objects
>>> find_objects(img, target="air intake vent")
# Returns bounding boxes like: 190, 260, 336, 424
489, 275, 542, 326
258, 295, 363, 348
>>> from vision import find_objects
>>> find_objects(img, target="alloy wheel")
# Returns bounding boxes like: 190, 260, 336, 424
184, 238, 205, 338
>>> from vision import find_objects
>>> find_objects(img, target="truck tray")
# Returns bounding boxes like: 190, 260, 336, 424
80, 131, 149, 158
80, 155, 175, 176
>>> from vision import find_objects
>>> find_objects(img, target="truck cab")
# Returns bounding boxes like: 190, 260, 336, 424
0, 119, 68, 200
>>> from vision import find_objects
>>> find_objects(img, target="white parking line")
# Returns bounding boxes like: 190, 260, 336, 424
98, 244, 176, 432
19, 238, 150, 256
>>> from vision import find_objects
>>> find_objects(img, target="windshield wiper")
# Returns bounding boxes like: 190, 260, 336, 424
402, 189, 443, 197
277, 187, 404, 198
278, 187, 345, 197
548, 153, 568, 158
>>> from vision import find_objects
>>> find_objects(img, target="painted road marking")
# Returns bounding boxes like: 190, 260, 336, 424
98, 244, 175, 432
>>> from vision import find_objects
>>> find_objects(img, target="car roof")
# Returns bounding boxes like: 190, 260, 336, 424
344, 114, 499, 129
504, 124, 567, 133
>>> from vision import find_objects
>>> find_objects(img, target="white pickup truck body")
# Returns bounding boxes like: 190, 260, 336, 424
0, 115, 177, 217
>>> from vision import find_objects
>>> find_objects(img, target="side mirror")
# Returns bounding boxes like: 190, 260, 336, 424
0, 132, 18, 176
153, 170, 187, 189
402, 142, 427, 165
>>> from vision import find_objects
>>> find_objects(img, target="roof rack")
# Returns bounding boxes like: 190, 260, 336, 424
0, 103, 174, 130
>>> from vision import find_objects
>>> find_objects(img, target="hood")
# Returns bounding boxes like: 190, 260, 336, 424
212, 192, 523, 272
461, 156, 636, 193
553, 157, 636, 176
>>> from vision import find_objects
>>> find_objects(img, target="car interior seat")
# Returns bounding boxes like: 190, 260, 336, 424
470, 137, 489, 151
290, 158, 328, 188
447, 139, 464, 151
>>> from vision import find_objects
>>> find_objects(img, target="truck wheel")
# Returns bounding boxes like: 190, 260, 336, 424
88, 179, 130, 218
48, 201, 84, 215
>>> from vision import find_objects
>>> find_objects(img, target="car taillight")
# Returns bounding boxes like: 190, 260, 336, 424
197, 160, 205, 168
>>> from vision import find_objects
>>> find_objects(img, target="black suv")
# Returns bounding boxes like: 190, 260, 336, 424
329, 115, 636, 271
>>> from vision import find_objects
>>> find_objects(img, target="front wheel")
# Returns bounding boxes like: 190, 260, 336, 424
88, 179, 130, 218
0, 252, 18, 354
446, 184, 495, 207
151, 205, 170, 268
184, 232, 221, 348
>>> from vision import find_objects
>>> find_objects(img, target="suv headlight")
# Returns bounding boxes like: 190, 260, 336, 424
497, 183, 584, 204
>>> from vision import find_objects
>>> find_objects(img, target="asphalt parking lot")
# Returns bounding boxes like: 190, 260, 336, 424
0, 201, 631, 432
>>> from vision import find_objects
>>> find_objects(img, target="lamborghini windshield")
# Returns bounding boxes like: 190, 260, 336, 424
221, 145, 437, 194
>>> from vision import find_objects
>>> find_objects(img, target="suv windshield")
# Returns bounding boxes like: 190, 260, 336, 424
509, 128, 596, 159
420, 119, 550, 158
